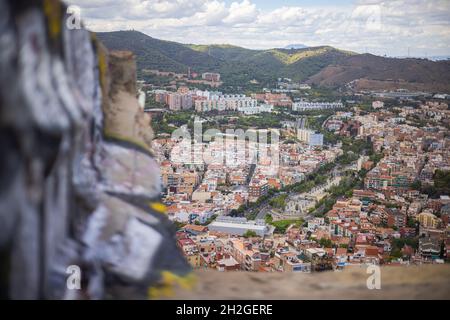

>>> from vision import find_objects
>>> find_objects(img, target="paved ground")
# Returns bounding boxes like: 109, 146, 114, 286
170, 265, 450, 300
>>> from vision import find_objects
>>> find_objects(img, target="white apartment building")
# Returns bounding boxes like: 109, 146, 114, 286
297, 129, 324, 146
238, 103, 273, 115
195, 94, 257, 112
297, 129, 312, 142
194, 90, 222, 99
292, 101, 344, 111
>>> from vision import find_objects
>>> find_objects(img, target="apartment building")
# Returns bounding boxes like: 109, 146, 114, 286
238, 103, 273, 115
202, 72, 221, 82
249, 179, 269, 198
417, 211, 440, 228
217, 254, 241, 271
177, 238, 201, 268
226, 239, 262, 271
195, 94, 257, 112
274, 249, 311, 272
168, 92, 193, 110
252, 93, 292, 107
292, 101, 344, 111
154, 89, 169, 104
297, 129, 324, 146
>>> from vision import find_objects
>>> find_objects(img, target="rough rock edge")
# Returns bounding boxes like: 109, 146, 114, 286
0, 0, 190, 300
173, 265, 450, 300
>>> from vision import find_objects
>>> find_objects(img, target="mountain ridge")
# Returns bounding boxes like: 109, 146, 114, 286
285, 44, 309, 49
97, 30, 450, 91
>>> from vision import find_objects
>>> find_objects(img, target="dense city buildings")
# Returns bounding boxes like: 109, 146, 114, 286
144, 77, 450, 273
152, 88, 274, 114
156, 96, 450, 273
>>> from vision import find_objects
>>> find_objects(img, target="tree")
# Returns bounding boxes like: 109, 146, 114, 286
173, 221, 186, 230
265, 214, 273, 224
243, 230, 257, 238
433, 170, 450, 195
390, 248, 402, 259
410, 180, 422, 190
407, 217, 417, 229
271, 219, 303, 234
319, 238, 333, 248
269, 194, 287, 210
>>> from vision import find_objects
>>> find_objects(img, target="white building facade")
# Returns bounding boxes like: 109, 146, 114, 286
293, 101, 344, 111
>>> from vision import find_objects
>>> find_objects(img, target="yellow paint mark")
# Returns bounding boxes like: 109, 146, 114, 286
43, 0, 62, 40
103, 130, 152, 154
96, 44, 108, 89
150, 202, 167, 214
148, 272, 197, 299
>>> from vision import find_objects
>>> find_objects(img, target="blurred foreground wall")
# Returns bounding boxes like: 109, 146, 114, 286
173, 265, 450, 300
0, 0, 190, 299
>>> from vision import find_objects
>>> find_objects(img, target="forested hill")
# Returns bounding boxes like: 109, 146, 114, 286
97, 30, 450, 91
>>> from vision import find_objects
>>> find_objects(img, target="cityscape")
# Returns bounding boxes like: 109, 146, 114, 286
143, 75, 450, 274
0, 0, 449, 304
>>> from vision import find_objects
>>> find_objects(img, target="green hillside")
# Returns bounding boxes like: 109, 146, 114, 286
97, 31, 221, 74
97, 31, 354, 85
97, 30, 450, 91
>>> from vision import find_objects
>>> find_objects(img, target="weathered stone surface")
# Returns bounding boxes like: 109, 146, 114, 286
0, 0, 190, 300
102, 50, 154, 151
172, 265, 450, 300
82, 196, 162, 282
99, 142, 162, 199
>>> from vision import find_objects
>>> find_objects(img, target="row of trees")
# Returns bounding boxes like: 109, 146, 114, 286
411, 170, 450, 198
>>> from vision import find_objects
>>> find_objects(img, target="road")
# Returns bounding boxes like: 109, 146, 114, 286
256, 206, 272, 220
244, 155, 365, 221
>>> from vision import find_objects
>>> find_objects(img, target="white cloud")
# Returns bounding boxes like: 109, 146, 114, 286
191, 1, 228, 26
223, 0, 258, 25
66, 0, 450, 56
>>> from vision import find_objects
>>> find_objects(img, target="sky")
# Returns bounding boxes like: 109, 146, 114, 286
66, 0, 450, 57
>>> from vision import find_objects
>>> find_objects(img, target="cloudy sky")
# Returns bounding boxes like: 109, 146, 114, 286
66, 0, 450, 57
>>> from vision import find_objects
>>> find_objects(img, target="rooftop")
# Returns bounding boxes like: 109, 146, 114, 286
209, 221, 267, 232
